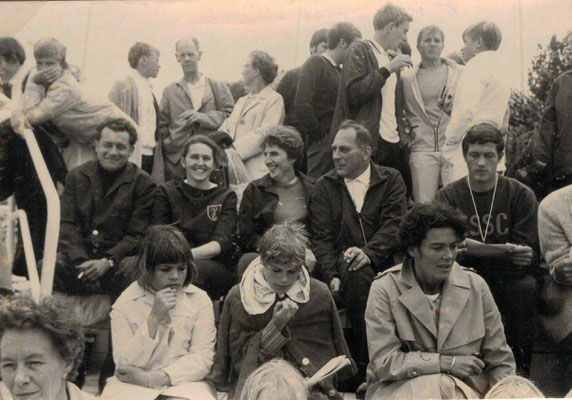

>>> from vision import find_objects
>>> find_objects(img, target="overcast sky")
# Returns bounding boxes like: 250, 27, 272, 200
1, 0, 570, 98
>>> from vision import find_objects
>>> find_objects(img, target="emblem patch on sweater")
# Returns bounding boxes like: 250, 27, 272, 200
207, 204, 222, 221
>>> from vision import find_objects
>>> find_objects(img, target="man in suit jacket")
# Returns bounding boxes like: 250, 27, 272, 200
53, 119, 156, 297
158, 37, 234, 181
109, 42, 161, 173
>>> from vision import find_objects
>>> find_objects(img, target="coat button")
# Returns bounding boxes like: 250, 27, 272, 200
92, 230, 99, 236
412, 371, 418, 377
302, 358, 310, 366
239, 119, 245, 124
328, 389, 337, 397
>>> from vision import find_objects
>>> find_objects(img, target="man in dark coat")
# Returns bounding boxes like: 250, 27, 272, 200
532, 31, 572, 193
295, 22, 361, 178
310, 120, 407, 385
330, 4, 412, 174
53, 119, 156, 296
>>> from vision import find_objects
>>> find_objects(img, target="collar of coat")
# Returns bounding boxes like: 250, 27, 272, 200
175, 76, 214, 110
397, 257, 471, 348
79, 160, 139, 198
250, 170, 314, 193
322, 162, 388, 188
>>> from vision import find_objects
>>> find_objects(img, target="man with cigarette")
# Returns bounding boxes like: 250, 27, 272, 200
400, 25, 463, 203
51, 119, 156, 297
310, 120, 407, 385
330, 3, 412, 171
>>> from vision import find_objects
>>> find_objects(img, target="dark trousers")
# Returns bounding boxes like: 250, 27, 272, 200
48, 253, 133, 298
0, 120, 67, 276
307, 135, 334, 179
338, 265, 376, 386
194, 259, 235, 300
373, 136, 412, 198
141, 154, 154, 175
484, 273, 538, 377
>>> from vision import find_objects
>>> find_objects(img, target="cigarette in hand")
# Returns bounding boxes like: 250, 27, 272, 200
77, 272, 84, 279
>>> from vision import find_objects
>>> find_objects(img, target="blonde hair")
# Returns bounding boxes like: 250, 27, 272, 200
485, 376, 544, 399
239, 359, 308, 400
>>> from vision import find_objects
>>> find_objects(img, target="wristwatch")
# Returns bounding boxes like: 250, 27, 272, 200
107, 258, 116, 268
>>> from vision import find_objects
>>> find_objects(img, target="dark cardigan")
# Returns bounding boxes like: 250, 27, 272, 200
209, 278, 356, 399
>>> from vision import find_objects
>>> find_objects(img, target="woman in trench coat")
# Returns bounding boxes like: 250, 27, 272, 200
365, 203, 515, 399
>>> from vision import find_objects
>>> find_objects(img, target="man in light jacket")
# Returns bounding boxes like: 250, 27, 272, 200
109, 42, 161, 173
158, 37, 234, 181
400, 25, 463, 203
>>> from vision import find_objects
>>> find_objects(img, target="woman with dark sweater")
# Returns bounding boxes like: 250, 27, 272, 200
152, 135, 237, 299
237, 126, 315, 277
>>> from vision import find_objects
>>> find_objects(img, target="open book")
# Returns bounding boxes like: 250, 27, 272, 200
305, 355, 352, 387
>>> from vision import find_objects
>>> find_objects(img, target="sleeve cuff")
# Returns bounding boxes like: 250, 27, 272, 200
260, 321, 290, 355
379, 67, 391, 79
406, 352, 441, 378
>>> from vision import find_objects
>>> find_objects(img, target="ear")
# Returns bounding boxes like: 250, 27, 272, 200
407, 246, 417, 258
476, 35, 485, 50
197, 51, 203, 60
363, 145, 372, 159
180, 155, 187, 168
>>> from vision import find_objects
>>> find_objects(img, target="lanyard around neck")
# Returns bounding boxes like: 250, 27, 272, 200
467, 175, 498, 243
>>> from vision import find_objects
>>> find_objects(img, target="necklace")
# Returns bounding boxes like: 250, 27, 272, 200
467, 176, 498, 242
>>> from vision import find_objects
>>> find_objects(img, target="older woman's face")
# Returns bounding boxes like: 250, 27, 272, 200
262, 260, 301, 294
242, 57, 257, 89
264, 144, 295, 181
0, 329, 69, 400
410, 227, 461, 288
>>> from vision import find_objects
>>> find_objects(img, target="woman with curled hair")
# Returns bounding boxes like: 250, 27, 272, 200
210, 222, 355, 400
0, 294, 95, 400
237, 126, 315, 278
240, 359, 308, 400
152, 135, 237, 300
365, 203, 515, 399
219, 50, 285, 181
101, 225, 217, 400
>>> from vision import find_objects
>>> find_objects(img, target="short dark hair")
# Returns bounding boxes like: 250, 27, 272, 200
461, 123, 505, 157
338, 119, 372, 149
128, 42, 158, 69
0, 37, 25, 65
398, 203, 466, 250
310, 29, 329, 49
182, 134, 225, 168
373, 3, 413, 31
417, 25, 444, 46
327, 22, 362, 50
249, 50, 278, 85
261, 126, 304, 163
95, 119, 138, 146
463, 21, 502, 51
258, 222, 309, 269
0, 294, 85, 381
136, 225, 198, 291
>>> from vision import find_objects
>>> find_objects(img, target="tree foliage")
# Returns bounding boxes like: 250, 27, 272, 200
528, 35, 568, 103
506, 34, 568, 199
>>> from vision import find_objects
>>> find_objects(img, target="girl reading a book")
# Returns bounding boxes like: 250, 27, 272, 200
209, 222, 356, 400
